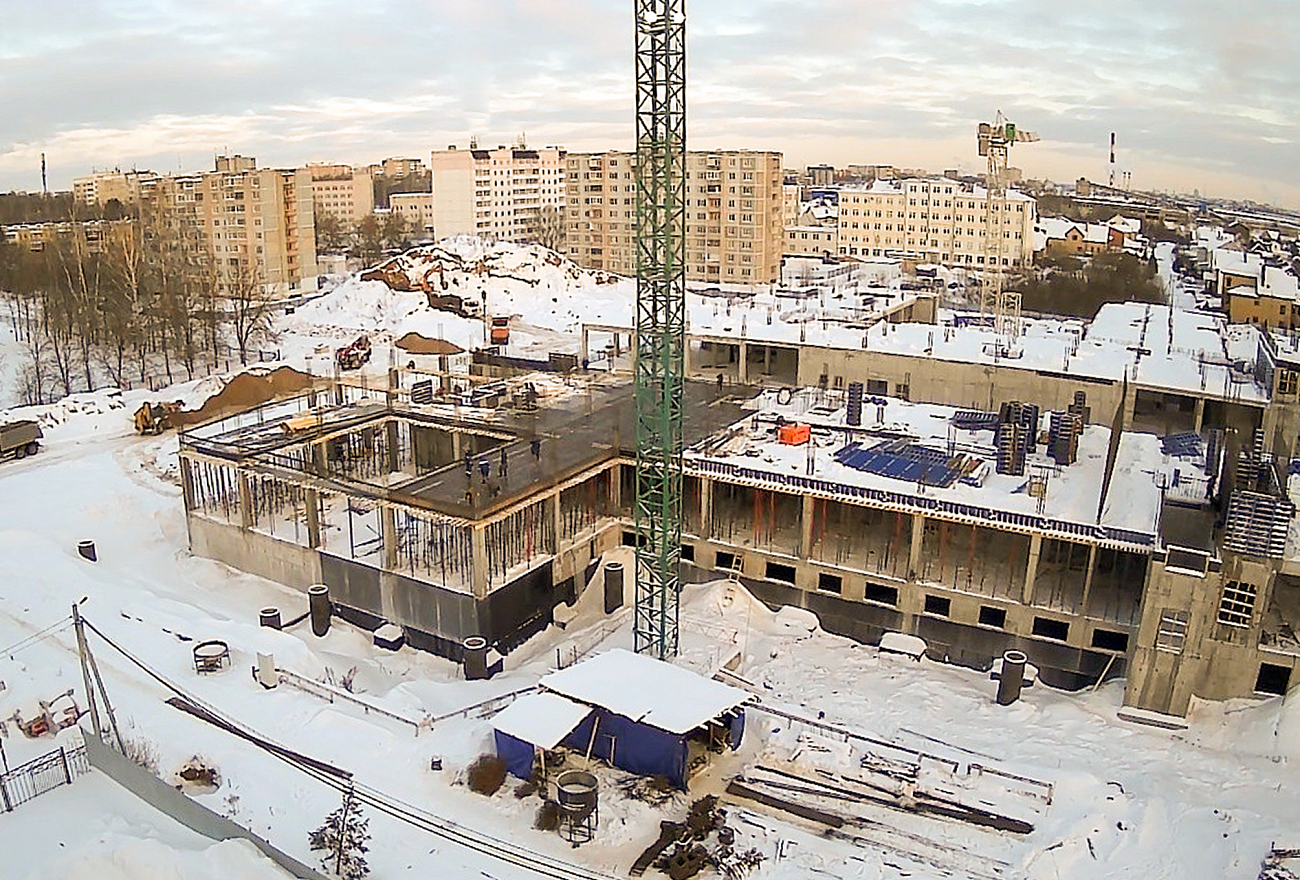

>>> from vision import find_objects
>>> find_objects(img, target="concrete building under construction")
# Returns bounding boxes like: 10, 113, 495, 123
179, 298, 1300, 720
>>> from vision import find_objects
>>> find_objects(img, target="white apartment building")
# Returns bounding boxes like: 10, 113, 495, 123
306, 163, 374, 226
390, 192, 436, 238
429, 144, 566, 244
832, 178, 1037, 267
142, 156, 317, 295
565, 149, 784, 284
71, 170, 151, 208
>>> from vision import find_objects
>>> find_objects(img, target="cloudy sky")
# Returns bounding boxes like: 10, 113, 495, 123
2, 0, 1297, 207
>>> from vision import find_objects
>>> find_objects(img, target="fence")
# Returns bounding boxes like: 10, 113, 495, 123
0, 741, 89, 812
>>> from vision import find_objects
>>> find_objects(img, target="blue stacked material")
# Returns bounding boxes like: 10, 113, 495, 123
846, 382, 864, 427
952, 410, 999, 431
1291, 459, 1300, 477
1020, 404, 1040, 452
834, 440, 960, 488
1161, 432, 1204, 458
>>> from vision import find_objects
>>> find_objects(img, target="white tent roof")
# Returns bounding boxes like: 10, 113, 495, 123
490, 692, 592, 750
538, 648, 752, 735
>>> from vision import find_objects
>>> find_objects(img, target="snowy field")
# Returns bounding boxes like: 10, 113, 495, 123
0, 242, 1296, 879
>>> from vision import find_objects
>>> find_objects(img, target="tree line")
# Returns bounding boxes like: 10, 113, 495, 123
0, 206, 276, 406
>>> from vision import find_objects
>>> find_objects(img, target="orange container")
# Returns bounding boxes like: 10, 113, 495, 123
778, 423, 811, 446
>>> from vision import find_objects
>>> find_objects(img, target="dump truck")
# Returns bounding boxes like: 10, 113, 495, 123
336, 334, 372, 371
133, 401, 184, 435
0, 420, 42, 460
489, 316, 510, 346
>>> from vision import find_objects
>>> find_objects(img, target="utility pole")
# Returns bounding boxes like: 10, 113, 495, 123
632, 0, 686, 660
71, 602, 102, 741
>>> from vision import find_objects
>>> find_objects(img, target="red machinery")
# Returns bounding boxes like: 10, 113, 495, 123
336, 335, 372, 371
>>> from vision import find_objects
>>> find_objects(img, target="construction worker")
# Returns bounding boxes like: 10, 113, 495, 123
500, 447, 509, 478
531, 438, 542, 460
479, 457, 490, 483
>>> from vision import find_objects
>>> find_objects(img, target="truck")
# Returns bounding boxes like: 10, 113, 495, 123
336, 334, 372, 371
0, 420, 42, 459
133, 401, 184, 435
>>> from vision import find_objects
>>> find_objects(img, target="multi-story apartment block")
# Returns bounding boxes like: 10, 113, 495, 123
71, 170, 151, 209
831, 178, 1037, 267
429, 144, 566, 244
374, 157, 427, 178
307, 163, 374, 226
390, 192, 436, 238
141, 156, 317, 295
565, 150, 784, 283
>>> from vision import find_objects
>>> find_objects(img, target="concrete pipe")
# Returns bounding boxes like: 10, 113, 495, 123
256, 652, 277, 689
308, 584, 331, 637
463, 636, 489, 681
77, 540, 97, 562
997, 650, 1027, 706
259, 607, 282, 630
603, 562, 624, 615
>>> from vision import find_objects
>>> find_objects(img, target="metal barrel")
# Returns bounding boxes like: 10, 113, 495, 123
604, 562, 624, 614
77, 540, 97, 562
463, 636, 489, 680
997, 650, 1027, 705
308, 584, 331, 637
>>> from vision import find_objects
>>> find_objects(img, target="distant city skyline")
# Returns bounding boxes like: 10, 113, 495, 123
2, 0, 1297, 209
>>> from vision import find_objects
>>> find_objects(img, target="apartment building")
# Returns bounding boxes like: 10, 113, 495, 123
390, 192, 436, 238
142, 156, 317, 294
71, 170, 151, 208
831, 178, 1036, 267
430, 144, 566, 244
565, 149, 783, 283
373, 157, 427, 178
307, 163, 374, 226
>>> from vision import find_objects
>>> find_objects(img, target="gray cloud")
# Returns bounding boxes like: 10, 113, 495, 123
0, 0, 1295, 206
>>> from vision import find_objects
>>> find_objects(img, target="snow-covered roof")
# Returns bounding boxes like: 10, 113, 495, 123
1261, 266, 1300, 303
688, 390, 1172, 546
1212, 248, 1262, 278
490, 691, 592, 749
538, 648, 752, 735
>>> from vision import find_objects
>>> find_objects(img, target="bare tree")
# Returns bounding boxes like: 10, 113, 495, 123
224, 258, 274, 365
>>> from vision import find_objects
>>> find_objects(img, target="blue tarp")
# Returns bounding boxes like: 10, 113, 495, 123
729, 709, 745, 749
563, 710, 690, 789
494, 729, 537, 780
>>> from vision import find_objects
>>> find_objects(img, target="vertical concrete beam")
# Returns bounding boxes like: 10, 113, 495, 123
385, 420, 400, 475
1024, 533, 1042, 605
579, 325, 589, 367
452, 430, 463, 462
610, 462, 622, 513
909, 514, 924, 579
551, 490, 562, 554
238, 474, 254, 530
180, 457, 194, 511
305, 489, 321, 549
1193, 397, 1206, 433
739, 342, 750, 384
1080, 543, 1098, 614
800, 494, 814, 560
380, 505, 398, 569
471, 526, 489, 599
699, 476, 713, 540
764, 344, 772, 376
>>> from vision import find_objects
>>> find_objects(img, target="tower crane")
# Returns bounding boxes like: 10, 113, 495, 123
632, 0, 687, 660
977, 113, 1038, 338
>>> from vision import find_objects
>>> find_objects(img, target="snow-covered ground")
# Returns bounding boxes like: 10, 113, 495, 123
0, 241, 1297, 879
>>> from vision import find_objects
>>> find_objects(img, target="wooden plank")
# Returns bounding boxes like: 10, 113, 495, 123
724, 781, 845, 828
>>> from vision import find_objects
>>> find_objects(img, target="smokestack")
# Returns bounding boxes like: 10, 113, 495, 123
41, 153, 47, 196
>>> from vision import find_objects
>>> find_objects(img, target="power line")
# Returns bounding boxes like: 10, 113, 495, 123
81, 617, 618, 880
0, 615, 72, 658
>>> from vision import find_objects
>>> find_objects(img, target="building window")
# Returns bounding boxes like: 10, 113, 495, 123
1279, 369, 1298, 396
1032, 617, 1069, 641
1256, 663, 1292, 696
1090, 629, 1129, 652
765, 561, 797, 584
817, 572, 842, 594
924, 595, 951, 617
864, 582, 898, 606
1218, 581, 1257, 627
978, 606, 1007, 628
1156, 609, 1189, 653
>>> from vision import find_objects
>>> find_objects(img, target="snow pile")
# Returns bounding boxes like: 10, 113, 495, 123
287, 238, 634, 357
44, 834, 294, 880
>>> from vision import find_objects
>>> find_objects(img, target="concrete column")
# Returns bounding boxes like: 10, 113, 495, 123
763, 344, 772, 377
452, 431, 463, 462
800, 494, 815, 560
1080, 543, 1098, 614
471, 526, 489, 599
579, 326, 589, 366
238, 474, 254, 529
551, 490, 562, 554
610, 463, 622, 513
699, 476, 713, 540
180, 457, 194, 511
385, 420, 400, 475
1023, 533, 1042, 605
380, 505, 398, 570
1193, 398, 1206, 433
387, 367, 399, 407
739, 342, 750, 384
305, 489, 321, 549
909, 514, 924, 580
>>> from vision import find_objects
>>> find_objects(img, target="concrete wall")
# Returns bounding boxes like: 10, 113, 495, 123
1126, 553, 1300, 715
83, 730, 327, 880
188, 515, 322, 591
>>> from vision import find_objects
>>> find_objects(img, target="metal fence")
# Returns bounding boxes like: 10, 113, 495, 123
1, 742, 89, 812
